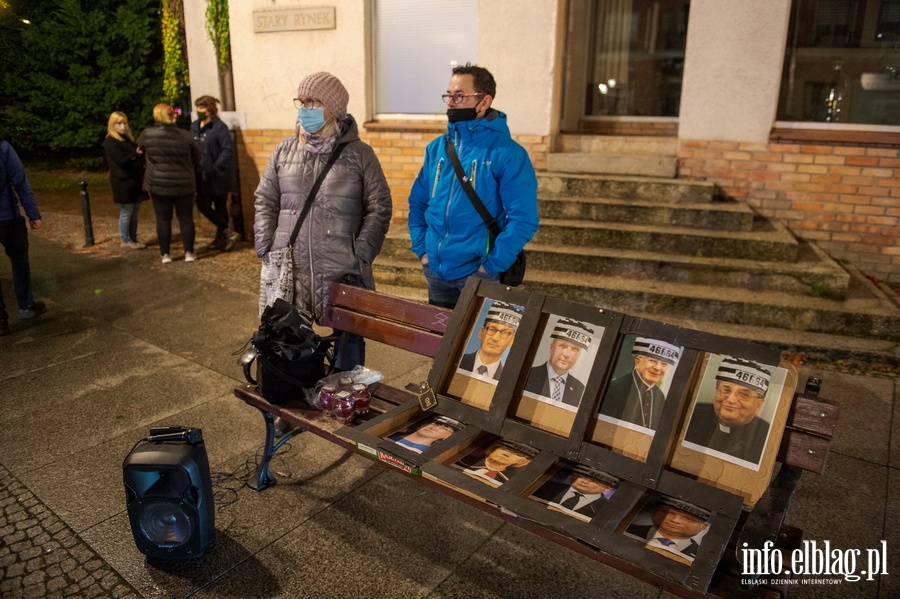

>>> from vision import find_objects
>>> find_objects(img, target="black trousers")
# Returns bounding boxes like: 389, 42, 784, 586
196, 193, 229, 234
0, 217, 33, 317
151, 194, 195, 255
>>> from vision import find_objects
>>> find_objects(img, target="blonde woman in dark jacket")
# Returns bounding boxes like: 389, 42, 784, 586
103, 112, 146, 249
137, 104, 201, 264
254, 72, 392, 370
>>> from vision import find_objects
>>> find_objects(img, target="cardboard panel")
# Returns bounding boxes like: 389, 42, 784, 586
668, 357, 799, 506
429, 279, 544, 433
502, 297, 623, 450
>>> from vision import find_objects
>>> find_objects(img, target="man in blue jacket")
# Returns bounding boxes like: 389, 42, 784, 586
0, 141, 46, 336
408, 64, 539, 308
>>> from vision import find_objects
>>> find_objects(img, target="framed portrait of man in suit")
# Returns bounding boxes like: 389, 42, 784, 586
622, 495, 711, 565
513, 313, 606, 437
446, 299, 526, 410
452, 438, 539, 488
529, 462, 619, 522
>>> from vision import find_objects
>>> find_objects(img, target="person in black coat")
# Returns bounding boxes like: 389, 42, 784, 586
137, 104, 201, 264
191, 96, 238, 251
103, 112, 146, 249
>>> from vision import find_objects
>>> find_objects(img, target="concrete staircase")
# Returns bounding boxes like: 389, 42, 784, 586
375, 167, 900, 365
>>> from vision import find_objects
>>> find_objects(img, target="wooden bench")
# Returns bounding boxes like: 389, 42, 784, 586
234, 282, 839, 599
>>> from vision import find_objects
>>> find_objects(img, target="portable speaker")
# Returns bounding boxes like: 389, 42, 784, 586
122, 429, 214, 560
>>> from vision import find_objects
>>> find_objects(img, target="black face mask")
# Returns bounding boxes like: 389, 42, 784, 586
447, 96, 485, 123
447, 107, 478, 123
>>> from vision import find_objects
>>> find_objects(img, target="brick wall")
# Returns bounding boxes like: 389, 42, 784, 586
233, 123, 550, 229
678, 140, 900, 287
578, 120, 678, 137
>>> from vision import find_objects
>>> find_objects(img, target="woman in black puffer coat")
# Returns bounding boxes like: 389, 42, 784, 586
137, 104, 201, 264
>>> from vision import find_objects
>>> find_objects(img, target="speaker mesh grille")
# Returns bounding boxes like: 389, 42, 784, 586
137, 498, 195, 548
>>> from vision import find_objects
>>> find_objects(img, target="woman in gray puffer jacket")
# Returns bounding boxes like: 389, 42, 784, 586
254, 72, 392, 370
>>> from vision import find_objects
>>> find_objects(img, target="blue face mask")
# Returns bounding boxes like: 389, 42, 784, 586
298, 107, 326, 133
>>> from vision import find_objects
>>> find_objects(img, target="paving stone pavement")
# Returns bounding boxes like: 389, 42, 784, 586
0, 465, 139, 599
0, 194, 222, 599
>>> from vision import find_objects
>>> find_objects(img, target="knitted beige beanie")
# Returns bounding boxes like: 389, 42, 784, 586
297, 72, 349, 120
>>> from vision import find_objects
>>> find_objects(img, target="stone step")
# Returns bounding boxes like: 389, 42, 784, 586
555, 134, 679, 155
538, 195, 755, 232
546, 153, 677, 178
379, 233, 842, 298
538, 172, 720, 203
521, 268, 900, 341
523, 240, 849, 300
372, 258, 898, 340
532, 218, 799, 262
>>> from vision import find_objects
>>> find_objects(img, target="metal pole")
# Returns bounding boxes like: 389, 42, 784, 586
229, 130, 245, 239
79, 180, 95, 247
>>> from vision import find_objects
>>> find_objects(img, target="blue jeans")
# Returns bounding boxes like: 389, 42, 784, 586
0, 217, 34, 319
118, 203, 140, 243
422, 263, 499, 309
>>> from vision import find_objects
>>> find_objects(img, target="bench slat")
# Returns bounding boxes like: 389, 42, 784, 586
324, 306, 443, 358
785, 394, 839, 439
776, 430, 831, 474
327, 283, 451, 335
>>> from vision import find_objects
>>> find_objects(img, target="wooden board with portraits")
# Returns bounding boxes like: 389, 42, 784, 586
402, 278, 801, 593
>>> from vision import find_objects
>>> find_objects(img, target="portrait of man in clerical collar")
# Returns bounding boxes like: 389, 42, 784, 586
681, 354, 786, 469
598, 335, 682, 433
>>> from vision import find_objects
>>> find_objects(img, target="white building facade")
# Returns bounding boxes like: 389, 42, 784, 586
184, 0, 900, 285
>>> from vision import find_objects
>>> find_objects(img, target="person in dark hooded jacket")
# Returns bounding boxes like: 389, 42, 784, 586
191, 95, 238, 251
103, 111, 146, 249
254, 72, 392, 371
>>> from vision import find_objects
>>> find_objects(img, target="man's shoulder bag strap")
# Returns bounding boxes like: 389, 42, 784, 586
445, 136, 501, 238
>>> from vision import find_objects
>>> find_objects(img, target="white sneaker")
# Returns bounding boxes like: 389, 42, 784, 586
161, 254, 172, 264
184, 252, 197, 263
